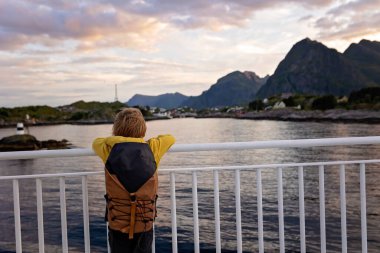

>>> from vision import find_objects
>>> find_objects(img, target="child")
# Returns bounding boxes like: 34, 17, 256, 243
92, 108, 175, 253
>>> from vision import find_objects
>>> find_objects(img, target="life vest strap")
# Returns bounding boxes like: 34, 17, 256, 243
129, 193, 137, 239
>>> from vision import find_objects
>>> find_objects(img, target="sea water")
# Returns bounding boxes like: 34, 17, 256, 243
0, 118, 379, 252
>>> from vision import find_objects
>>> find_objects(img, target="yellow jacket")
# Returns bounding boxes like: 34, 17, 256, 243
92, 134, 176, 166
93, 134, 175, 237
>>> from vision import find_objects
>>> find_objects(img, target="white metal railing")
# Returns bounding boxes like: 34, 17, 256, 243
1, 136, 380, 160
0, 136, 380, 253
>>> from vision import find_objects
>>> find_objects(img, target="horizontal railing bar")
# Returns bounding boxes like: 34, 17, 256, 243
0, 171, 102, 180
1, 159, 380, 180
0, 148, 93, 160
0, 136, 380, 160
171, 136, 380, 152
159, 159, 380, 172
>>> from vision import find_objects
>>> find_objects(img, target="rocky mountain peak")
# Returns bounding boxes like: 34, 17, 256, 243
256, 38, 373, 98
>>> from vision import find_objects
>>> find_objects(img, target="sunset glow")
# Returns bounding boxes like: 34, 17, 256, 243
0, 0, 379, 106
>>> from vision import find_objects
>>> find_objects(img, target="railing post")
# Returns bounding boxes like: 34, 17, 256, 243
235, 170, 242, 253
170, 172, 178, 253
298, 166, 306, 253
256, 169, 264, 253
82, 176, 90, 253
13, 179, 22, 253
277, 167, 285, 253
59, 177, 68, 253
107, 222, 110, 253
339, 165, 347, 253
192, 171, 200, 253
360, 163, 367, 253
319, 165, 326, 253
213, 170, 221, 253
152, 224, 155, 253
36, 178, 45, 253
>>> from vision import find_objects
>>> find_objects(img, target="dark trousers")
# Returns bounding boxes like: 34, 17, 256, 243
108, 228, 153, 253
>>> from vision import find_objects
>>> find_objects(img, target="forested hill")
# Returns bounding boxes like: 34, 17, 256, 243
0, 101, 125, 125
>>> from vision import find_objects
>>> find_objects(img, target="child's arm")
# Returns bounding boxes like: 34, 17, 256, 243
92, 137, 111, 163
147, 134, 176, 166
93, 136, 146, 163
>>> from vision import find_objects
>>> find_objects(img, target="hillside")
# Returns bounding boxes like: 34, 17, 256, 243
0, 101, 125, 125
127, 92, 188, 109
183, 71, 268, 109
256, 38, 374, 98
344, 39, 380, 85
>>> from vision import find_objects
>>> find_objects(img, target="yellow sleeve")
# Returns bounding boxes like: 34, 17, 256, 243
147, 134, 176, 167
92, 137, 112, 163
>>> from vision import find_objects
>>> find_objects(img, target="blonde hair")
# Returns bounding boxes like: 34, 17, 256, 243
113, 108, 146, 138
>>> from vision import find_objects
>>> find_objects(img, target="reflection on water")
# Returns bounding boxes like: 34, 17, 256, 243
0, 118, 380, 252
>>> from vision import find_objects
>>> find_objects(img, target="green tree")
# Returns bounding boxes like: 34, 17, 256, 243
283, 96, 296, 107
311, 95, 337, 110
0, 108, 9, 118
132, 106, 152, 117
248, 100, 264, 111
348, 87, 380, 104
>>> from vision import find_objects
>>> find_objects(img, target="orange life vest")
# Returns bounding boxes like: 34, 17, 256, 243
104, 142, 158, 239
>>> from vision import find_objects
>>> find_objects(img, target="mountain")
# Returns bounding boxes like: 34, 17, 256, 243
256, 38, 374, 99
344, 39, 380, 85
127, 92, 188, 109
182, 71, 268, 109
127, 38, 380, 108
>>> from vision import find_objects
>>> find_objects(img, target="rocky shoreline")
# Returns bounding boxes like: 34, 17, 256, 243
240, 109, 380, 123
0, 134, 71, 152
0, 116, 172, 129
0, 110, 378, 129
198, 109, 380, 124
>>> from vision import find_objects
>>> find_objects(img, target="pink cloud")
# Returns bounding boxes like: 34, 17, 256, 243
0, 0, 338, 51
315, 0, 380, 40
0, 1, 164, 51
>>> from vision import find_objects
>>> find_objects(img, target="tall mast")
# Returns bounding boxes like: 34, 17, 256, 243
114, 84, 118, 102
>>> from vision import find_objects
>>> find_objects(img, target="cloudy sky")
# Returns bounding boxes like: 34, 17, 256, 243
0, 0, 379, 107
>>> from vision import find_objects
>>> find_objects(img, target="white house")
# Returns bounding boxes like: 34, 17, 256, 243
273, 101, 286, 109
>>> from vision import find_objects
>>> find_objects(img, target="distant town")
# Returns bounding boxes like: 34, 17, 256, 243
0, 85, 379, 128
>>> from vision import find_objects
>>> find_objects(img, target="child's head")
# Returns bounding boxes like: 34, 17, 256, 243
113, 108, 146, 138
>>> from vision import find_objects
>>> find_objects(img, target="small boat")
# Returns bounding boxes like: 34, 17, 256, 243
16, 122, 25, 135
